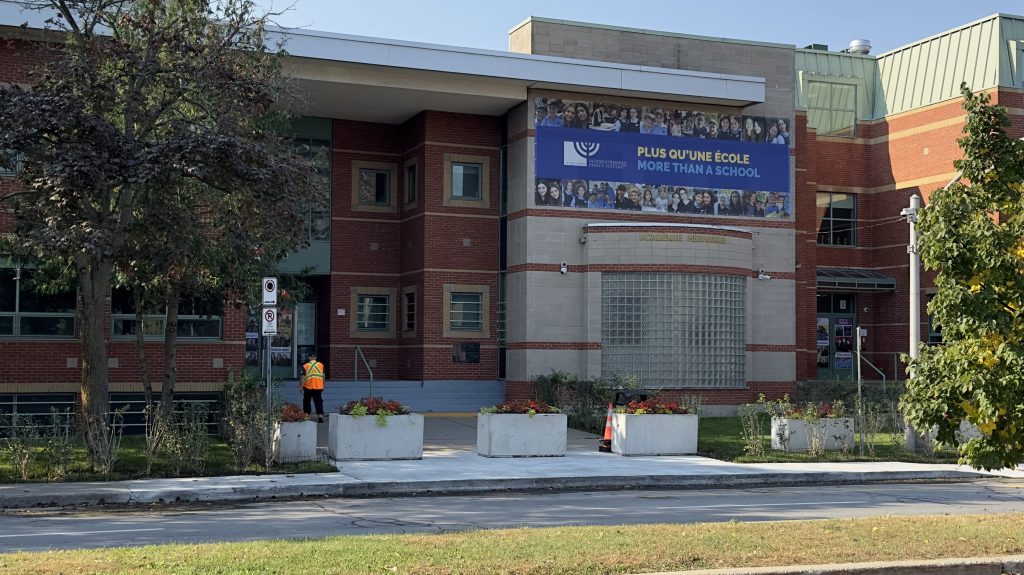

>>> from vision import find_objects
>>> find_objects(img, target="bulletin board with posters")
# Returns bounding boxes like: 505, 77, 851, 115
533, 97, 792, 219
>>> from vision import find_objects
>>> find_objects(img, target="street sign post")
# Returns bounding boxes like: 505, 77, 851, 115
260, 277, 278, 467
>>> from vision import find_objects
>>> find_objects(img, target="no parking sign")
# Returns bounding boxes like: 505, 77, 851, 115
261, 307, 277, 336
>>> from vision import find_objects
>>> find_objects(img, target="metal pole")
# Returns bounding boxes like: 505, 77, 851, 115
265, 334, 272, 465
856, 325, 864, 455
903, 194, 921, 450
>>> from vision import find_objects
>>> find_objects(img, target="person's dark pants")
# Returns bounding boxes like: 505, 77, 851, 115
302, 388, 324, 417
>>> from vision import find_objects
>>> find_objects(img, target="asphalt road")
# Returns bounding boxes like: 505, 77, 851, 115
1, 479, 1023, 552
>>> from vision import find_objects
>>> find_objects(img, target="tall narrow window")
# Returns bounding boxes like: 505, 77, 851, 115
405, 164, 417, 205
816, 192, 856, 246
404, 292, 416, 333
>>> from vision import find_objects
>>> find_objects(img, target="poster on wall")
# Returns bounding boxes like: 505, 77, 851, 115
533, 97, 792, 218
834, 318, 853, 370
271, 307, 294, 367
816, 317, 830, 369
245, 310, 260, 366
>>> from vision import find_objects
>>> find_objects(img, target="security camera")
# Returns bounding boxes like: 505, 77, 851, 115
560, 261, 568, 274
757, 269, 771, 281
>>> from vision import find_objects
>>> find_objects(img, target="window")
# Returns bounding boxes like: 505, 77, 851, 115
927, 294, 943, 345
449, 292, 483, 331
0, 268, 76, 337
443, 154, 490, 208
0, 150, 23, 177
601, 273, 746, 389
404, 291, 416, 333
806, 81, 856, 137
110, 288, 222, 339
816, 192, 856, 246
356, 294, 390, 331
358, 169, 390, 206
451, 163, 482, 199
294, 138, 331, 242
405, 163, 417, 205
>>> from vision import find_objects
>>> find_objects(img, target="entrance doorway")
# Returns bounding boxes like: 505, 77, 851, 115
816, 293, 856, 380
245, 297, 318, 380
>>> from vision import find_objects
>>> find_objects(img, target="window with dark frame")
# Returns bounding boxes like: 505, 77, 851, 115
109, 288, 222, 339
358, 169, 390, 206
404, 292, 416, 333
356, 294, 390, 331
816, 192, 856, 246
0, 268, 77, 337
449, 292, 483, 331
405, 164, 417, 205
451, 162, 482, 199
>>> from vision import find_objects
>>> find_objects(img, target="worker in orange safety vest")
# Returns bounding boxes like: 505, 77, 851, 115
300, 352, 326, 423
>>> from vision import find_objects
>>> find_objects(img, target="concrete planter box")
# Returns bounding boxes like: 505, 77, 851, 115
771, 417, 854, 452
476, 413, 567, 457
611, 413, 698, 455
327, 413, 424, 461
272, 420, 317, 463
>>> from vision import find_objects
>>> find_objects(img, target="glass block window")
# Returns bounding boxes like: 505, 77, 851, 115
358, 169, 390, 205
807, 81, 856, 137
816, 192, 856, 246
451, 163, 482, 199
356, 294, 389, 331
601, 273, 745, 388
450, 292, 483, 331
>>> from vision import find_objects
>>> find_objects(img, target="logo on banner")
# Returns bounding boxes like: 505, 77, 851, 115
564, 140, 601, 167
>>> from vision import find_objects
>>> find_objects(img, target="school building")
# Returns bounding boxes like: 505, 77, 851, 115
2, 6, 1021, 416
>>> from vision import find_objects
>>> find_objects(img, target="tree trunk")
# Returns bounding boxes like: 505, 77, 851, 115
77, 258, 112, 440
134, 285, 153, 408
160, 287, 180, 418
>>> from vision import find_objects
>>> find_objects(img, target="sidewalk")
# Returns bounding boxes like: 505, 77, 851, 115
1, 415, 1021, 510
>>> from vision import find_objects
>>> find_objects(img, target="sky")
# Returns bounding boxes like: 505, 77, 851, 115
256, 0, 1024, 55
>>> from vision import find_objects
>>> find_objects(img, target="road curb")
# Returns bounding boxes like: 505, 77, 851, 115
639, 555, 1024, 574
0, 469, 989, 509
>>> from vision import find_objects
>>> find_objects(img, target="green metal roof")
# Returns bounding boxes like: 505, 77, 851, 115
795, 13, 1024, 121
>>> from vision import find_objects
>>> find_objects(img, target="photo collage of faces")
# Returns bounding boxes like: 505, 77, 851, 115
535, 97, 792, 144
534, 97, 792, 218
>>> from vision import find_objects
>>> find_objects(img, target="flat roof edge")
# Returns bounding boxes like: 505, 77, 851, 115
520, 16, 795, 51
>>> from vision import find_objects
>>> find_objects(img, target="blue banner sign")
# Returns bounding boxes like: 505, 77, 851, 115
535, 126, 790, 193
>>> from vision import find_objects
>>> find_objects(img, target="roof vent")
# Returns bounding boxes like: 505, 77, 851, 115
803, 43, 829, 51
847, 39, 871, 55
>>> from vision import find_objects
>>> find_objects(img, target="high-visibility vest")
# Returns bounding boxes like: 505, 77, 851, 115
302, 361, 325, 390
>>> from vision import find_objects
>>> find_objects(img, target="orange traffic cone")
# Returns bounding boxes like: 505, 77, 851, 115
598, 403, 613, 452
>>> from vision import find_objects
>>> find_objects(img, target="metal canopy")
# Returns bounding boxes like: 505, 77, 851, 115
816, 268, 896, 291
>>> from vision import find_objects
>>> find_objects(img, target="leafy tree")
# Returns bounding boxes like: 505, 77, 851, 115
901, 83, 1024, 470
0, 0, 316, 458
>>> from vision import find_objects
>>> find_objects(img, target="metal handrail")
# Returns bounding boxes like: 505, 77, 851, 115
354, 346, 374, 398
860, 355, 886, 391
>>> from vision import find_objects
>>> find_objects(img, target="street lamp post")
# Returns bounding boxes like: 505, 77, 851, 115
900, 194, 921, 450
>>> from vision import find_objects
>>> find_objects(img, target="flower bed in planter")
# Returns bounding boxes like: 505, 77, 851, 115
770, 417, 854, 452
328, 398, 423, 461
273, 403, 317, 463
477, 400, 566, 457
611, 399, 698, 456
767, 401, 854, 452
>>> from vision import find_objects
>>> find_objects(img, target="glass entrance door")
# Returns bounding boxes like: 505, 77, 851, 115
816, 294, 857, 380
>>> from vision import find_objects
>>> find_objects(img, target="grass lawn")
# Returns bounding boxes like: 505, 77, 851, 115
697, 417, 959, 464
0, 436, 335, 484
0, 513, 1021, 574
